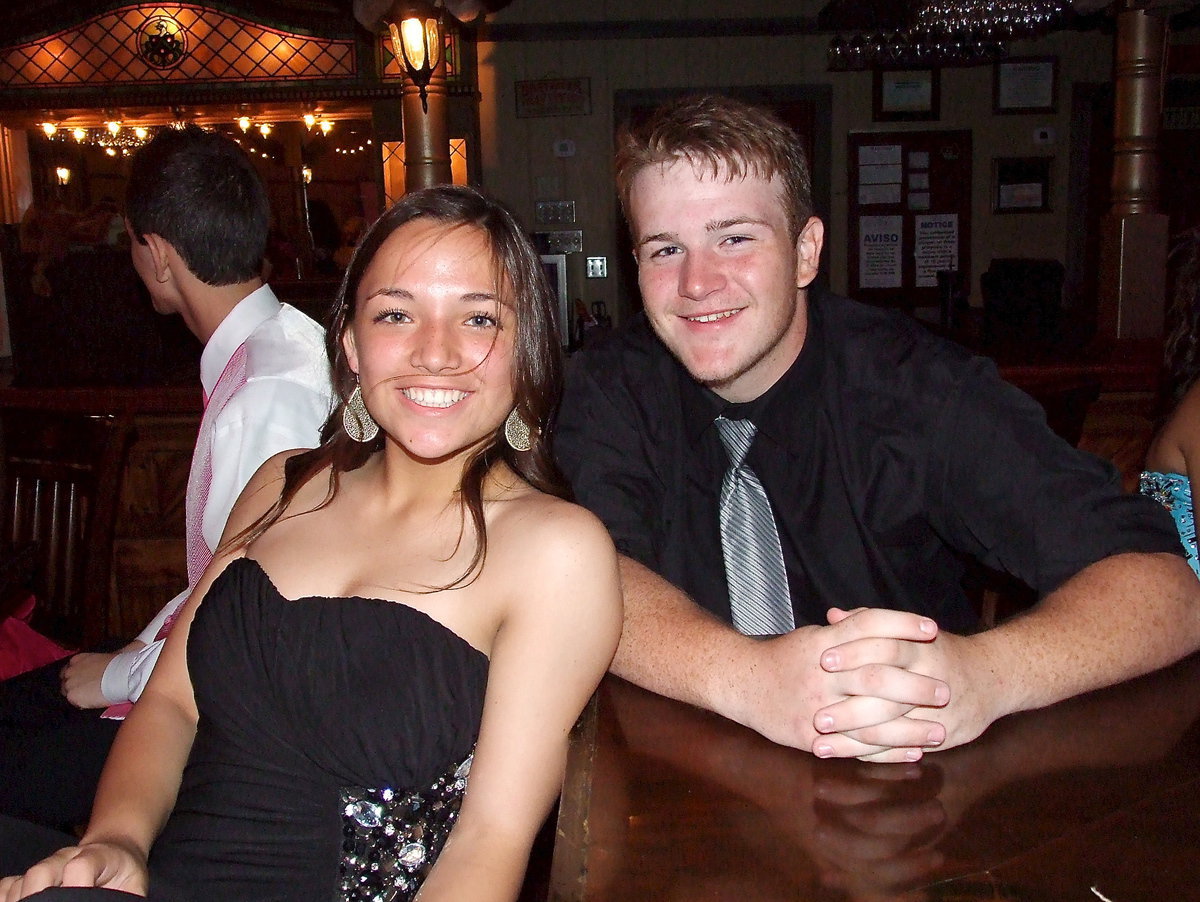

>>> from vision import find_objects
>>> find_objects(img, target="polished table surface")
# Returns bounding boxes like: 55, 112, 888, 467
550, 658, 1200, 901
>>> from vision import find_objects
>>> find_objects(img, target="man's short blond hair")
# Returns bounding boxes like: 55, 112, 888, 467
614, 94, 814, 241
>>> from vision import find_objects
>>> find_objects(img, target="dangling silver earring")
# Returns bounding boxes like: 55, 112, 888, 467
504, 408, 532, 452
343, 384, 379, 443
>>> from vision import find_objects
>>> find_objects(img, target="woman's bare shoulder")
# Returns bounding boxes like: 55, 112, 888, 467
487, 491, 621, 638
495, 489, 612, 543
1147, 382, 1200, 475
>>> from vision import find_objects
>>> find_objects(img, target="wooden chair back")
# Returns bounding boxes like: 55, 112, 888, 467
0, 408, 136, 648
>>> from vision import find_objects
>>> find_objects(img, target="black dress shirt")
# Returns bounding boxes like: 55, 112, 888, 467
555, 289, 1182, 634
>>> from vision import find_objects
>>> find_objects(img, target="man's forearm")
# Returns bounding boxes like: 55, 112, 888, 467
611, 555, 759, 719
971, 551, 1200, 719
886, 551, 1200, 756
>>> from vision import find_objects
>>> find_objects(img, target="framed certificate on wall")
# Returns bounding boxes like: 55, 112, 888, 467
994, 57, 1057, 114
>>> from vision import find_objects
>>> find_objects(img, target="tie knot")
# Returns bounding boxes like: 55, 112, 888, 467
715, 416, 756, 467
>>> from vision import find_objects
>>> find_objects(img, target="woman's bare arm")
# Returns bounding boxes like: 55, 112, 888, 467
415, 502, 622, 902
0, 453, 296, 901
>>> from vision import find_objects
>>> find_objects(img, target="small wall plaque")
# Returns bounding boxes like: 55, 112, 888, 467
516, 78, 591, 118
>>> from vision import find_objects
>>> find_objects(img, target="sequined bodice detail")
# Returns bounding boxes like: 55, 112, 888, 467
1140, 471, 1199, 578
340, 751, 473, 901
149, 557, 489, 902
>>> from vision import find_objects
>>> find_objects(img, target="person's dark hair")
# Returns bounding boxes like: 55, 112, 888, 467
228, 184, 568, 590
614, 94, 814, 240
1162, 228, 1200, 407
125, 124, 269, 285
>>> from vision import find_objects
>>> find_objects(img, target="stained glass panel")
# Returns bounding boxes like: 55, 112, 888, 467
0, 4, 356, 87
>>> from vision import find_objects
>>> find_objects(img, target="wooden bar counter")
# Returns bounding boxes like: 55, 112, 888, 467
551, 657, 1200, 901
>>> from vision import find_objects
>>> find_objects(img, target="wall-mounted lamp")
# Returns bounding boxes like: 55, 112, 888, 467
303, 113, 316, 130
55, 166, 71, 186
302, 166, 313, 185
258, 122, 273, 137
388, 0, 444, 113
320, 120, 333, 136
238, 115, 251, 133
42, 122, 57, 137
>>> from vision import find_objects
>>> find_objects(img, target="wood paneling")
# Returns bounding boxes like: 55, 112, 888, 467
109, 414, 196, 639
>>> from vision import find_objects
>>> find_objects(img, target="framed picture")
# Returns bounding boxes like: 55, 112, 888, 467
993, 57, 1057, 114
873, 69, 940, 122
993, 157, 1052, 213
539, 253, 570, 346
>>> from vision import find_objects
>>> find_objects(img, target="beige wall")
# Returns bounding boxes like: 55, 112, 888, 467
477, 3, 1115, 319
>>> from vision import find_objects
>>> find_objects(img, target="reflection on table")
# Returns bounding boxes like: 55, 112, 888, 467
551, 655, 1200, 901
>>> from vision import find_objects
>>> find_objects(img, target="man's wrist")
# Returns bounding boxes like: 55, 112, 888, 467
944, 630, 1017, 728
709, 627, 806, 731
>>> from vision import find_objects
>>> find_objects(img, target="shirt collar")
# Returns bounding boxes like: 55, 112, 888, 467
679, 291, 825, 443
200, 285, 279, 397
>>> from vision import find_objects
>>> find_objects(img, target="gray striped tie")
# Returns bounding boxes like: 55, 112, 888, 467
715, 417, 795, 636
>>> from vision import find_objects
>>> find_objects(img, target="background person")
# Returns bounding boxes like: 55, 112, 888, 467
1141, 227, 1200, 576
0, 124, 332, 831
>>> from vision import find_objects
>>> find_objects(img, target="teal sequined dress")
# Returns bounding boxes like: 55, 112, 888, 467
1139, 471, 1199, 578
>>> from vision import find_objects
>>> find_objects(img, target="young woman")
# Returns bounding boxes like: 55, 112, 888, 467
0, 186, 622, 901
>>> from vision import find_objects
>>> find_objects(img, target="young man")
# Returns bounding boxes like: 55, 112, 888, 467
0, 125, 332, 826
555, 94, 1200, 762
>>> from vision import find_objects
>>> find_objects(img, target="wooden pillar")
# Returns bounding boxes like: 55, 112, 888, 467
402, 65, 452, 191
1096, 3, 1170, 341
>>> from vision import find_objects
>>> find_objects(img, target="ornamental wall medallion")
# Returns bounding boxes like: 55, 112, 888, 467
138, 16, 188, 70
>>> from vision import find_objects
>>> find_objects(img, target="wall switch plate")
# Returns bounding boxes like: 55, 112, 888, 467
534, 230, 584, 254
586, 256, 607, 278
535, 200, 576, 225
553, 138, 576, 158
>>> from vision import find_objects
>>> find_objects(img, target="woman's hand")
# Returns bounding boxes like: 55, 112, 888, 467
0, 842, 148, 901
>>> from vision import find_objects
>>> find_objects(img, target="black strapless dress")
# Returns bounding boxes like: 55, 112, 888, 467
147, 557, 489, 901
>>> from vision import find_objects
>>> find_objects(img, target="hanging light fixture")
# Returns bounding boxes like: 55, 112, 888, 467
320, 120, 334, 136
238, 115, 251, 133
828, 0, 1070, 70
303, 112, 317, 130
387, 0, 444, 113
55, 166, 71, 186
41, 122, 57, 137
914, 0, 1066, 41
302, 165, 314, 184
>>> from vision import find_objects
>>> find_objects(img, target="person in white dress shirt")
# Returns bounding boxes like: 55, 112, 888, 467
0, 125, 332, 830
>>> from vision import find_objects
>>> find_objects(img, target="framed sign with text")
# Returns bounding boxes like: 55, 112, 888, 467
993, 157, 1052, 213
516, 78, 591, 118
873, 69, 940, 122
994, 57, 1057, 114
